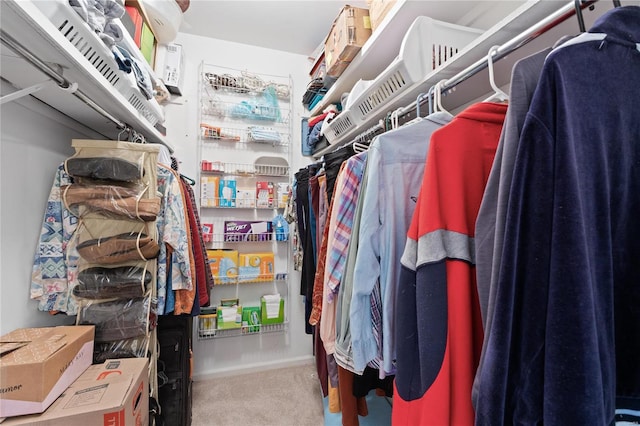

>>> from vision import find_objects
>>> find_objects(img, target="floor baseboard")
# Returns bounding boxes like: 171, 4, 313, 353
192, 355, 315, 381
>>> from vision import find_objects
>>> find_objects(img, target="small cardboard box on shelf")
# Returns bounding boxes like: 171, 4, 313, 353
208, 249, 239, 284
367, 0, 398, 33
324, 5, 372, 78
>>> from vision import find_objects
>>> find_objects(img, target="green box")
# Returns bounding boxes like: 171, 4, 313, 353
260, 297, 284, 325
140, 23, 155, 66
242, 306, 261, 333
217, 305, 242, 329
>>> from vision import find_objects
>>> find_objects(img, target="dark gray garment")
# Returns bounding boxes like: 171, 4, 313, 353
472, 47, 550, 406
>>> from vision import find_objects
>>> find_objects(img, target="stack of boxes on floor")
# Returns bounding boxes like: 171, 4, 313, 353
0, 139, 161, 424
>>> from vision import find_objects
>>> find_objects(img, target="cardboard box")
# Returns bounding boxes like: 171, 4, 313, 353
324, 6, 372, 78
238, 252, 275, 283
236, 189, 256, 208
0, 326, 95, 418
224, 221, 272, 242
200, 176, 220, 207
217, 305, 242, 329
162, 43, 183, 95
219, 179, 237, 208
242, 307, 261, 333
256, 181, 274, 208
2, 358, 149, 426
207, 249, 239, 284
260, 295, 285, 325
367, 0, 398, 32
140, 22, 156, 67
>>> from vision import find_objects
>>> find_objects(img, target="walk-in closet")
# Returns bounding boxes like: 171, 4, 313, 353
1, 0, 639, 425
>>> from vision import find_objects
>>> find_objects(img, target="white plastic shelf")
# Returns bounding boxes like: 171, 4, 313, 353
0, 0, 172, 148
311, 0, 587, 158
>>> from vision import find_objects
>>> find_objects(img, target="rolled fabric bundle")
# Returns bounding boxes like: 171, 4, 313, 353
78, 297, 152, 342
77, 232, 160, 264
74, 266, 152, 299
65, 157, 143, 182
62, 184, 161, 221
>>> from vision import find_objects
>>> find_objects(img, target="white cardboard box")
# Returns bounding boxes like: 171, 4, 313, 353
162, 43, 184, 95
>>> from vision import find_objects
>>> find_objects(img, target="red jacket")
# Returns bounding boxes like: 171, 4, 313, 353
393, 102, 506, 425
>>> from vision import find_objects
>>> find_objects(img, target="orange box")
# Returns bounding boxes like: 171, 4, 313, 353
207, 249, 238, 284
238, 252, 275, 283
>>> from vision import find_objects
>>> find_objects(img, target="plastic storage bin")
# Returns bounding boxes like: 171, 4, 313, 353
324, 16, 483, 144
32, 0, 163, 126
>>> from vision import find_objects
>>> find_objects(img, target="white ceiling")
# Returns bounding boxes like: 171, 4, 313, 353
179, 1, 368, 57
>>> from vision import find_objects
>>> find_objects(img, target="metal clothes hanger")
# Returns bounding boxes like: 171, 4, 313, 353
483, 45, 509, 103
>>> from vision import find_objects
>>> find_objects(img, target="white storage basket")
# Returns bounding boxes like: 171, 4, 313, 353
32, 0, 163, 126
325, 16, 483, 144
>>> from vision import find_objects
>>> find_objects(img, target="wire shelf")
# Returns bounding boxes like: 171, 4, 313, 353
200, 161, 289, 177
203, 71, 291, 100
202, 232, 288, 243
211, 273, 288, 286
200, 124, 290, 146
198, 320, 288, 340
201, 98, 290, 124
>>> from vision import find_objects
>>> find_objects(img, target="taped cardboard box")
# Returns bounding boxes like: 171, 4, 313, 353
0, 326, 95, 418
324, 5, 372, 78
367, 0, 398, 33
2, 358, 149, 426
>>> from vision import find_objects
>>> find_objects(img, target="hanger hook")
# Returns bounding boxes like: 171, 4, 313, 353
574, 0, 587, 32
416, 92, 426, 118
435, 79, 449, 114
487, 45, 509, 101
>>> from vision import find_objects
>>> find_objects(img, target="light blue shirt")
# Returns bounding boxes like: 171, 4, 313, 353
349, 112, 452, 374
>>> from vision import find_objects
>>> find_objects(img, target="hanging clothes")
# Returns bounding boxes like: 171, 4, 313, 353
393, 102, 506, 425
475, 7, 640, 425
350, 112, 452, 376
472, 47, 550, 406
31, 164, 80, 314
153, 165, 193, 315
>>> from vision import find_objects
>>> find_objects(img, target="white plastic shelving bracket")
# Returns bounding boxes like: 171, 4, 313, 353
0, 79, 53, 105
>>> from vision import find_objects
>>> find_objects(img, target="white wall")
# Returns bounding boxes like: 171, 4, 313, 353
0, 80, 102, 334
160, 32, 314, 379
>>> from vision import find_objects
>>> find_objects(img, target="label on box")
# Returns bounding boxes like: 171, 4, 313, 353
256, 181, 274, 208
224, 221, 272, 242
219, 179, 237, 207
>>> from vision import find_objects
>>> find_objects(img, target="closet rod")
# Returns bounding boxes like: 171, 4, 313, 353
341, 0, 600, 148
0, 29, 127, 131
436, 0, 598, 99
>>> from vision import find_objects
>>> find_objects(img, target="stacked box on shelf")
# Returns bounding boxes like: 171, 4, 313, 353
224, 220, 272, 242
208, 249, 239, 284
238, 252, 275, 283
324, 5, 372, 78
324, 16, 483, 144
201, 175, 220, 207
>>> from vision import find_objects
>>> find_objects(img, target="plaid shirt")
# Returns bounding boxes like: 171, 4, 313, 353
325, 152, 368, 296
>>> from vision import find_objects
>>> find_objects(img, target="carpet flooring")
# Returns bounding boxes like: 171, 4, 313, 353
192, 363, 325, 426
192, 363, 393, 426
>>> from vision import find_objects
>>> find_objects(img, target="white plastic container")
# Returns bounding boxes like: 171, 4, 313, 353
32, 0, 163, 126
325, 16, 483, 144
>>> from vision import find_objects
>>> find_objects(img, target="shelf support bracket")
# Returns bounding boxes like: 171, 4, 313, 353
0, 80, 54, 105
